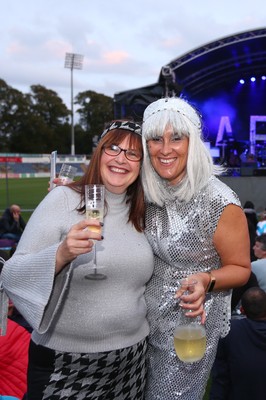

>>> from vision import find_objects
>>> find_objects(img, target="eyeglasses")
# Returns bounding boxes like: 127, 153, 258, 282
103, 144, 142, 162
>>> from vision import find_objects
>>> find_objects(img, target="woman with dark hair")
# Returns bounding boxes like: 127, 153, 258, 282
2, 120, 154, 400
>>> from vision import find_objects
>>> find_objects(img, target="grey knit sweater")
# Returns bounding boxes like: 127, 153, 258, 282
2, 186, 154, 353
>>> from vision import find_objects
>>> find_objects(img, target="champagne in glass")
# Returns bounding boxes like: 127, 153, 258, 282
84, 184, 105, 280
174, 324, 206, 363
85, 209, 104, 233
174, 278, 206, 362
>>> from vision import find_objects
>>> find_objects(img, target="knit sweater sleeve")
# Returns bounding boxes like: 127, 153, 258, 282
2, 187, 78, 333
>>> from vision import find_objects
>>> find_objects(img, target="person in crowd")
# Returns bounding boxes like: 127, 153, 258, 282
256, 210, 266, 236
231, 271, 258, 313
243, 200, 257, 261
231, 199, 258, 310
141, 97, 251, 400
243, 200, 258, 228
0, 318, 30, 400
1, 120, 154, 400
251, 233, 266, 291
244, 152, 258, 166
209, 287, 266, 400
0, 204, 26, 243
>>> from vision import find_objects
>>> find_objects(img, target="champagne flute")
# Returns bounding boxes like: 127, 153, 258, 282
173, 278, 206, 363
84, 184, 106, 280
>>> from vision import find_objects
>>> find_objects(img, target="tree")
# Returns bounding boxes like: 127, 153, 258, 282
0, 79, 30, 151
25, 85, 71, 153
0, 80, 72, 153
75, 90, 113, 153
29, 85, 69, 128
0, 79, 115, 154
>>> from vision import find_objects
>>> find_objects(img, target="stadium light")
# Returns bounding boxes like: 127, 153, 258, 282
64, 53, 84, 155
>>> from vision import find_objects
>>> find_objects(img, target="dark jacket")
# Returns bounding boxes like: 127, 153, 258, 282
0, 208, 26, 236
210, 317, 266, 399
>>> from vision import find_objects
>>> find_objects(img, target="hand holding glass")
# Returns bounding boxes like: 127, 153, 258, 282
174, 278, 206, 363
84, 184, 106, 280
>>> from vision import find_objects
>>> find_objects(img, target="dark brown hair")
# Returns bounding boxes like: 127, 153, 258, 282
255, 234, 266, 251
69, 128, 145, 232
241, 287, 266, 320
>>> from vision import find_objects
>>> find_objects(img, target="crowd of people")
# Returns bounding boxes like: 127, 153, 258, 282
210, 287, 266, 400
243, 201, 266, 292
0, 96, 266, 400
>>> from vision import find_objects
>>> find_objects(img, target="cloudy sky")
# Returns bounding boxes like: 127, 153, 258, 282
1, 0, 266, 109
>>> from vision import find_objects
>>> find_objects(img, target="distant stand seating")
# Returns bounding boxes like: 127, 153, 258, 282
0, 162, 85, 176
55, 163, 85, 175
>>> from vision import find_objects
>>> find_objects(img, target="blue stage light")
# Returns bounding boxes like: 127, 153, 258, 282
250, 77, 256, 82
239, 79, 245, 84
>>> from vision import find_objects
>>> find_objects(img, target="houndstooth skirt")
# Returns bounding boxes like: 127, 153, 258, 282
26, 338, 147, 400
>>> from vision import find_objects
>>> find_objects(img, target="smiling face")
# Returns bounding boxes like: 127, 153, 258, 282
100, 135, 142, 194
147, 125, 189, 185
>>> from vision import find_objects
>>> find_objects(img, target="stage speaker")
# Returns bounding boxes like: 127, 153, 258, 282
240, 167, 255, 176
253, 169, 266, 176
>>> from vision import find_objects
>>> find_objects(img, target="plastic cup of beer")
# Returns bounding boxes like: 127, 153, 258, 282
58, 164, 77, 184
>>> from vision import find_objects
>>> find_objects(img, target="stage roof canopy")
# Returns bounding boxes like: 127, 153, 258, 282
114, 27, 266, 118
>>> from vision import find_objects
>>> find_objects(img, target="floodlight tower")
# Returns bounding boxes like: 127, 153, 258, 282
64, 52, 84, 155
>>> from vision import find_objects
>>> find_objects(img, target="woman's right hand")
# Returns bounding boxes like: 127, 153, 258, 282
48, 177, 63, 192
55, 219, 102, 274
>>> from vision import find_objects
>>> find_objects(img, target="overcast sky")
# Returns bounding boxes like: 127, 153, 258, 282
1, 0, 266, 109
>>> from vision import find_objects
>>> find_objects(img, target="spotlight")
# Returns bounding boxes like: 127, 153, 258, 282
250, 77, 256, 82
239, 79, 245, 84
262, 76, 266, 80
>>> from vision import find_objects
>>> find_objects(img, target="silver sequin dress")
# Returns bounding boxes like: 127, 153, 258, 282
144, 176, 240, 400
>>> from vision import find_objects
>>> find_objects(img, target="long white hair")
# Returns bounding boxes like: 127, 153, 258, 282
141, 97, 223, 206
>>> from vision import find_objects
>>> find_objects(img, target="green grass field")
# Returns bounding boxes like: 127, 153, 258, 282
0, 177, 48, 221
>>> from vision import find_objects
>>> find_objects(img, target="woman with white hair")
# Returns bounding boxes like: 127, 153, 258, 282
141, 97, 251, 399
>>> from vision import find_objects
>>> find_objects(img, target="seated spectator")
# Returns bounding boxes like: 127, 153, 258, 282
256, 210, 266, 236
209, 287, 266, 400
0, 205, 26, 243
251, 234, 266, 292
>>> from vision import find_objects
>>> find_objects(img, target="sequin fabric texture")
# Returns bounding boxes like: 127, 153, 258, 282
144, 176, 240, 400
